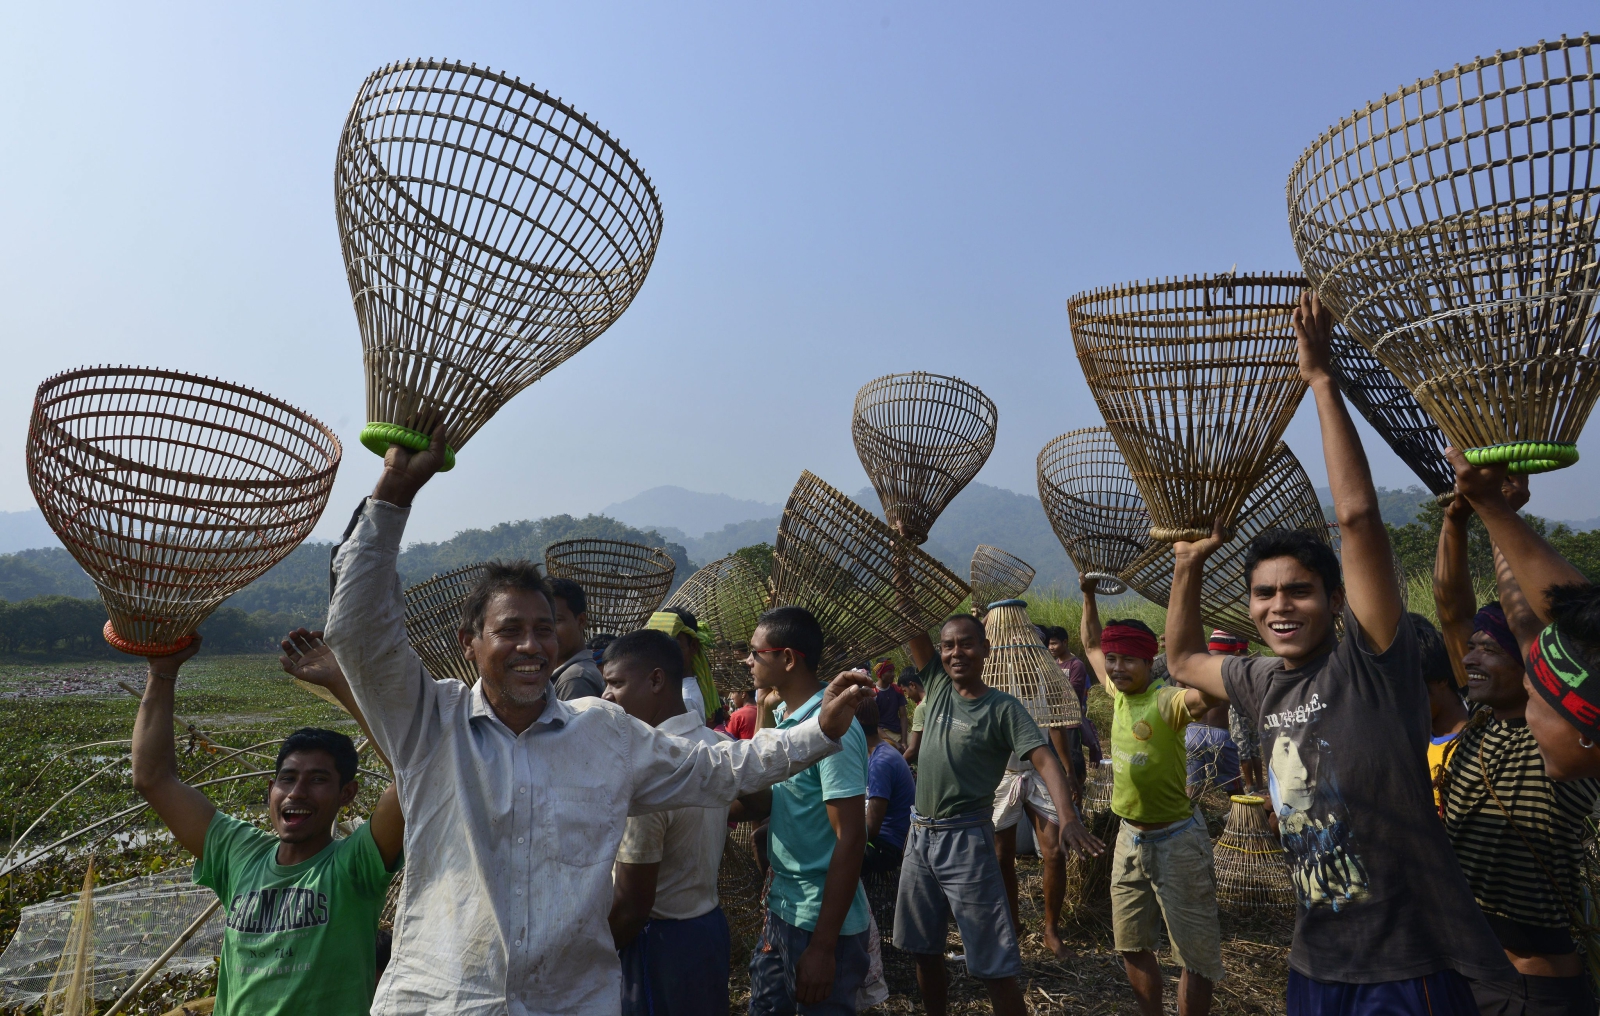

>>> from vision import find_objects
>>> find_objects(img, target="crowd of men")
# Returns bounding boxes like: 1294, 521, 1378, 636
124, 290, 1600, 1016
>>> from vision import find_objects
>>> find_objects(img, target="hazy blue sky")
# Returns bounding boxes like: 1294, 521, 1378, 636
2, 2, 1594, 544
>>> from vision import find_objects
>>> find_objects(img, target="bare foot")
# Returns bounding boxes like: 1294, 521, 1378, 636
1042, 929, 1074, 960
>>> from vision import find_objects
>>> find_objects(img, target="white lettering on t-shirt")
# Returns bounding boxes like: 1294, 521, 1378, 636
1262, 693, 1325, 731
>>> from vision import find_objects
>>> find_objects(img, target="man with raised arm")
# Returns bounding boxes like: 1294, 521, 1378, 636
321, 436, 874, 1016
1164, 292, 1510, 1013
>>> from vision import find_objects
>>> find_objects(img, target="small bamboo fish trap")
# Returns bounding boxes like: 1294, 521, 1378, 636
27, 367, 341, 656
981, 600, 1079, 728
1082, 759, 1116, 815
403, 563, 490, 683
666, 555, 771, 692
1070, 273, 1311, 543
1289, 35, 1600, 475
1330, 330, 1454, 498
718, 823, 767, 961
1215, 795, 1296, 915
1119, 443, 1330, 644
1037, 428, 1153, 595
852, 372, 998, 545
337, 59, 664, 470
772, 471, 969, 677
544, 539, 676, 637
969, 546, 1035, 612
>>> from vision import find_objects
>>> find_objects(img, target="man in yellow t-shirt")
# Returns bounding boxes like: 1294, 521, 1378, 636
1081, 578, 1225, 1016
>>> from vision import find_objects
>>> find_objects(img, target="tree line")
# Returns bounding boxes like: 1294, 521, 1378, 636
0, 596, 304, 656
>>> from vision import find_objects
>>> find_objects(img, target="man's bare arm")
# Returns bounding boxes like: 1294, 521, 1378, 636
1026, 744, 1103, 857
865, 797, 888, 840
1433, 495, 1477, 688
608, 861, 659, 949
907, 631, 935, 672
1495, 546, 1542, 651
280, 629, 392, 772
795, 797, 866, 1005
368, 782, 404, 869
1164, 527, 1229, 700
130, 641, 216, 858
1078, 577, 1114, 694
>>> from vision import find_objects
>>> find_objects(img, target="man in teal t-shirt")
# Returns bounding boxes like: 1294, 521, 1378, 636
132, 632, 404, 1014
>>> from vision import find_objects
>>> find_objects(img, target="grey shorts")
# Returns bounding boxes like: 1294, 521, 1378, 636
1110, 810, 1224, 982
891, 810, 1022, 980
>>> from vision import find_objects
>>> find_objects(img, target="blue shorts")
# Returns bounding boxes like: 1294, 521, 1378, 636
892, 810, 1022, 980
748, 909, 870, 1015
619, 906, 730, 1016
1287, 968, 1480, 1015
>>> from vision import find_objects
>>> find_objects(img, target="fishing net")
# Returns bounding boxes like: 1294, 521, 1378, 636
1215, 795, 1296, 915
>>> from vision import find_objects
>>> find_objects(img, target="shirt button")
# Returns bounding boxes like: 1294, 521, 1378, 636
516, 887, 524, 895
518, 836, 525, 843
519, 787, 527, 794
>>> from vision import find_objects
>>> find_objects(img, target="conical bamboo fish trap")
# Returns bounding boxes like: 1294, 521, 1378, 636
1289, 35, 1600, 475
403, 563, 489, 684
772, 471, 969, 677
666, 555, 771, 692
851, 373, 998, 545
1119, 443, 1330, 644
1037, 428, 1153, 596
1082, 759, 1116, 815
544, 539, 676, 637
969, 546, 1035, 612
1329, 329, 1455, 497
337, 59, 664, 470
1070, 273, 1311, 543
1215, 795, 1296, 915
980, 600, 1079, 728
27, 367, 341, 656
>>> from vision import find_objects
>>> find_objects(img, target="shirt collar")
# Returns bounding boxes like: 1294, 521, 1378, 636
468, 680, 569, 734
775, 688, 826, 727
658, 710, 706, 738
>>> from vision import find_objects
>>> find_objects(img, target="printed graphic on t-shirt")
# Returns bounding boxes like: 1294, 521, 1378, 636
1265, 694, 1370, 910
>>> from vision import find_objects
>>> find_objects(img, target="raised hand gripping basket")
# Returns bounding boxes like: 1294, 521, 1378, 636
1070, 273, 1311, 543
1330, 330, 1455, 497
403, 563, 489, 683
544, 539, 676, 637
1119, 443, 1330, 644
980, 600, 1079, 728
969, 546, 1035, 611
666, 554, 771, 692
1215, 795, 1296, 915
772, 471, 969, 677
851, 373, 998, 544
1289, 35, 1600, 475
337, 59, 664, 469
27, 367, 341, 655
1037, 427, 1153, 595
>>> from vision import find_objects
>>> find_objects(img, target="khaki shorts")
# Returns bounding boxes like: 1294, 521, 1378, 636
991, 769, 1058, 831
1110, 811, 1224, 982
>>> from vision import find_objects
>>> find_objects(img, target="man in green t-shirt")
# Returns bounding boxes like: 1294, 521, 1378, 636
1080, 579, 1223, 1016
894, 615, 1101, 1016
131, 633, 403, 1015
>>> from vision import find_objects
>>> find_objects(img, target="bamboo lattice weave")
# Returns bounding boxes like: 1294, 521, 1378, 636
1215, 795, 1296, 915
666, 555, 771, 693
771, 471, 969, 678
969, 546, 1035, 611
1289, 35, 1600, 474
981, 601, 1079, 728
1036, 428, 1153, 596
26, 367, 341, 655
1119, 443, 1329, 645
544, 539, 676, 637
852, 373, 997, 545
337, 59, 664, 466
1069, 273, 1311, 543
1329, 330, 1455, 496
404, 564, 489, 684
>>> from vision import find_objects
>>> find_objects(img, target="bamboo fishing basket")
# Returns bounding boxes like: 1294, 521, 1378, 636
337, 59, 664, 470
1215, 794, 1296, 915
26, 367, 341, 656
771, 471, 969, 677
969, 545, 1035, 612
1036, 427, 1154, 595
1082, 758, 1116, 815
1330, 329, 1455, 498
543, 539, 676, 637
403, 563, 489, 683
1119, 443, 1331, 644
666, 554, 771, 692
718, 823, 768, 961
1069, 273, 1312, 543
1289, 35, 1600, 475
851, 372, 998, 545
980, 600, 1079, 728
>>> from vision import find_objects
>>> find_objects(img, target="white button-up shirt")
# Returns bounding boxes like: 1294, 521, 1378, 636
325, 500, 840, 1015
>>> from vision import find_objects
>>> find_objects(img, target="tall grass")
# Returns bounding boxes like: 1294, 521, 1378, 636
1021, 588, 1168, 657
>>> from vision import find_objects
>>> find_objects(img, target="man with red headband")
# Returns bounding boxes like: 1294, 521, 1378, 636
1080, 578, 1225, 1016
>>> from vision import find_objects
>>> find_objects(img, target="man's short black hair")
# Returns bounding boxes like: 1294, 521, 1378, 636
276, 727, 359, 786
1242, 528, 1343, 597
1548, 583, 1600, 667
460, 560, 553, 636
1410, 613, 1456, 688
756, 606, 824, 671
662, 605, 699, 631
547, 577, 587, 617
900, 667, 923, 687
1041, 625, 1070, 644
602, 629, 685, 681
1104, 617, 1157, 638
855, 695, 880, 736
586, 632, 616, 654
941, 614, 987, 641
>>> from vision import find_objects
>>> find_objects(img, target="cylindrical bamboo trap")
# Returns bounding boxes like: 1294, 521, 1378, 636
969, 546, 1035, 612
1069, 273, 1311, 543
980, 600, 1079, 728
1215, 794, 1296, 915
1037, 427, 1153, 595
771, 471, 969, 677
337, 59, 664, 470
403, 563, 489, 684
544, 539, 676, 637
1082, 759, 1116, 816
851, 372, 998, 545
1329, 330, 1455, 498
666, 554, 771, 693
1289, 35, 1600, 475
1118, 443, 1330, 644
718, 823, 767, 960
26, 367, 341, 656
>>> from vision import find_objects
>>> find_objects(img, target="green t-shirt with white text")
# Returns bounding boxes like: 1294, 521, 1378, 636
913, 659, 1047, 819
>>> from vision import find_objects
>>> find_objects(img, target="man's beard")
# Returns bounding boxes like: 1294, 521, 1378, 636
497, 677, 549, 708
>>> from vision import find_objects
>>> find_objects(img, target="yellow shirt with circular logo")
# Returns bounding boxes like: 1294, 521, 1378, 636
1110, 684, 1194, 825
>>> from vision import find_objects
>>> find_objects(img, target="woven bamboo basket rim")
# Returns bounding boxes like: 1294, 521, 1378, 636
543, 538, 677, 635
1036, 427, 1154, 594
403, 562, 490, 683
970, 545, 1035, 608
1229, 794, 1265, 806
